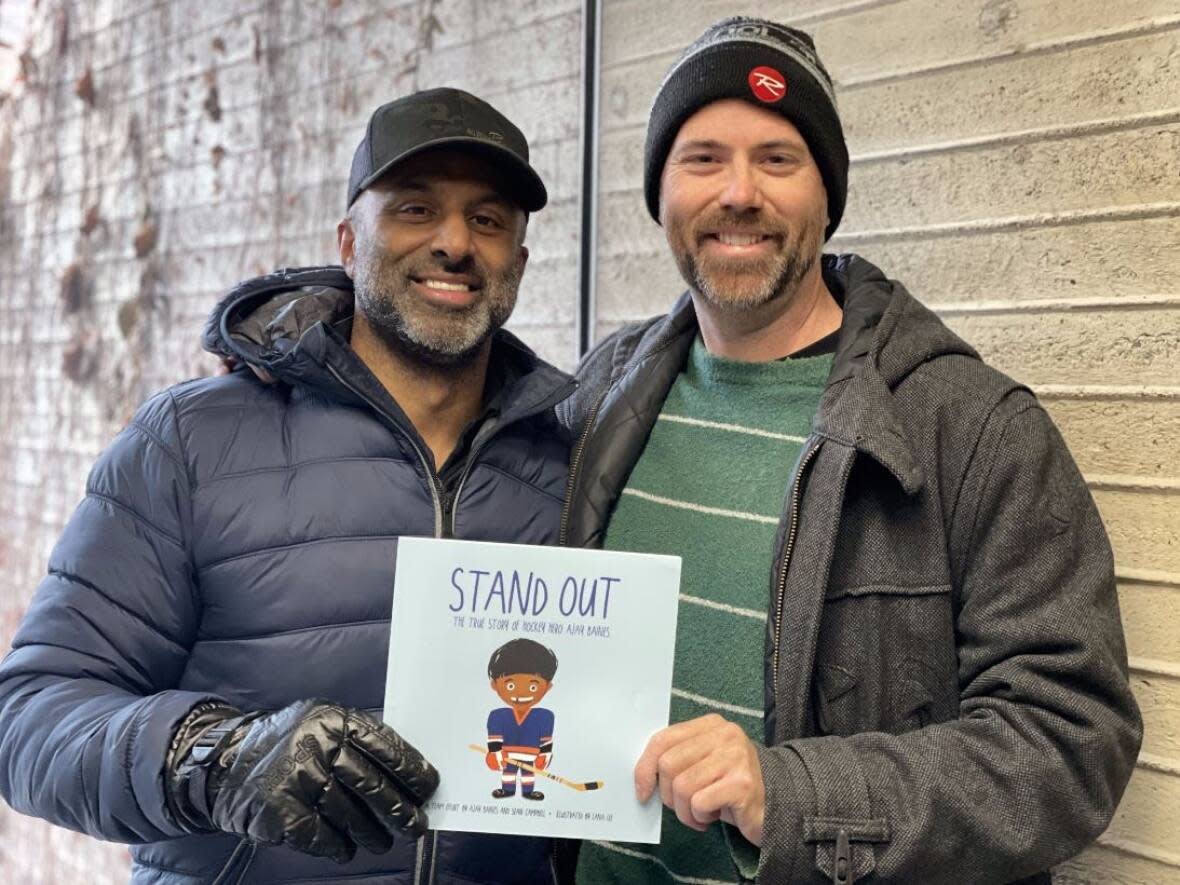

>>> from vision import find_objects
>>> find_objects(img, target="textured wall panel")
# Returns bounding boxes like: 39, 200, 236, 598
1119, 581, 1180, 665
1130, 671, 1180, 761
1104, 766, 1180, 862
1059, 844, 1180, 885
850, 215, 1180, 306
1047, 397, 1180, 479
0, 0, 582, 880
942, 310, 1180, 387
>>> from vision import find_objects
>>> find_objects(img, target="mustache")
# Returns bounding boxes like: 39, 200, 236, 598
377, 250, 488, 289
689, 211, 788, 239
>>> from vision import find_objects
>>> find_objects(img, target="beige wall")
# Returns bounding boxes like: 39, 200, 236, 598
595, 0, 1180, 881
0, 0, 582, 879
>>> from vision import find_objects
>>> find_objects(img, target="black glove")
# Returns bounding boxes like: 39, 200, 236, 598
165, 699, 439, 863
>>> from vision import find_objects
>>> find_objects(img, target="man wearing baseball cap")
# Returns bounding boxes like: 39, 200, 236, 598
561, 17, 1140, 884
0, 88, 572, 883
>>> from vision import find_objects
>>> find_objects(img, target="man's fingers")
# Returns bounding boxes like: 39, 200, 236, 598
347, 716, 439, 804
680, 732, 766, 846
334, 741, 428, 838
689, 774, 740, 825
662, 744, 731, 830
279, 799, 356, 865
635, 715, 725, 801
655, 729, 717, 808
691, 774, 764, 846
318, 775, 392, 856
670, 770, 712, 831
634, 753, 657, 803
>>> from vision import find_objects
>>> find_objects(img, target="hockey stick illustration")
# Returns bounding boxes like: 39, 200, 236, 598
467, 744, 604, 791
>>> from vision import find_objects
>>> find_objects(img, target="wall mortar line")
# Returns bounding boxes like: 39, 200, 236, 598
849, 109, 1180, 166
838, 14, 1180, 90
1093, 834, 1180, 869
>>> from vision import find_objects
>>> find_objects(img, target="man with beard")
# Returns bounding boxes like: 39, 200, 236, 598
0, 89, 574, 884
560, 17, 1140, 885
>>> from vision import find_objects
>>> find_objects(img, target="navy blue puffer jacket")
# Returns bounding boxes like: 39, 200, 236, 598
0, 267, 575, 884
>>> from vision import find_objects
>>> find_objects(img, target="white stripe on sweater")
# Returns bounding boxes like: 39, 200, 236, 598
672, 688, 762, 719
659, 412, 808, 444
621, 488, 779, 525
586, 841, 738, 884
680, 593, 767, 622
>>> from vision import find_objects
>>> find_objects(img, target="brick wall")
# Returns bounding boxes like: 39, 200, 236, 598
594, 0, 1180, 881
0, 0, 581, 879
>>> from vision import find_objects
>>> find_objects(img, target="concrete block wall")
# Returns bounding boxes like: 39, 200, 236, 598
595, 0, 1180, 881
0, 0, 581, 879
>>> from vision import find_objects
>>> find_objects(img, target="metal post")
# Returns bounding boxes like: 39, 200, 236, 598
576, 0, 602, 359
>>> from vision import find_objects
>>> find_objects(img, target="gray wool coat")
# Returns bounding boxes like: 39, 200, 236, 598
556, 254, 1142, 884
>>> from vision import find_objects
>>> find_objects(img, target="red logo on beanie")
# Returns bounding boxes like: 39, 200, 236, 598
748, 66, 787, 103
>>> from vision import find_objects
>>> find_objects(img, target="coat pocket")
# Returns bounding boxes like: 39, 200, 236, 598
894, 657, 939, 730
815, 583, 955, 736
815, 663, 859, 736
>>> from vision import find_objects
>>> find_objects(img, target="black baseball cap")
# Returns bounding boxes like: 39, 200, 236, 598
346, 87, 548, 212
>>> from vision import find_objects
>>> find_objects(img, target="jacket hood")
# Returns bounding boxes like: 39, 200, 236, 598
202, 266, 356, 382
817, 254, 981, 494
827, 254, 979, 388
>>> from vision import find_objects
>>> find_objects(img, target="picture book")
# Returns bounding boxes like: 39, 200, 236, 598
382, 537, 681, 842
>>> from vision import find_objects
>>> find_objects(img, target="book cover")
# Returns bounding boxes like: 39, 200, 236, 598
383, 537, 681, 843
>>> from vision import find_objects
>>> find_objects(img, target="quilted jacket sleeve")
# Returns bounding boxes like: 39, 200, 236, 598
755, 392, 1143, 883
0, 389, 225, 842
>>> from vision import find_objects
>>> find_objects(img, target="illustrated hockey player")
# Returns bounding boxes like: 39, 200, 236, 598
485, 638, 558, 800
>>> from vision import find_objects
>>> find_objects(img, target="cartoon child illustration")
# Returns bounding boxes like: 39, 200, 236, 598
485, 638, 557, 800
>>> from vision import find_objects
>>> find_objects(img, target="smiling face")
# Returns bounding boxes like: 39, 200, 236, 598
659, 99, 828, 311
491, 672, 553, 716
339, 148, 529, 367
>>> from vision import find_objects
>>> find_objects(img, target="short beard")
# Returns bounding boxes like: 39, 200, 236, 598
667, 209, 824, 312
351, 233, 522, 369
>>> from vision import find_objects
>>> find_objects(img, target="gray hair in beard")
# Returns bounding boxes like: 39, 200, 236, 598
349, 212, 523, 368
665, 204, 825, 311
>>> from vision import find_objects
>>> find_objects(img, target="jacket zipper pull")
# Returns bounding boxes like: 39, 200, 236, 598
833, 827, 851, 885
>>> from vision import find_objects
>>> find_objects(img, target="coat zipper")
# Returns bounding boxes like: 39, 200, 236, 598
449, 425, 496, 537
558, 389, 608, 546
326, 363, 444, 537
771, 439, 821, 697
327, 362, 442, 885
418, 829, 439, 885
209, 839, 256, 885
331, 364, 573, 882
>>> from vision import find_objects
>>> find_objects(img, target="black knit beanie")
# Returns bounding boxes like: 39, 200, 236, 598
644, 17, 848, 240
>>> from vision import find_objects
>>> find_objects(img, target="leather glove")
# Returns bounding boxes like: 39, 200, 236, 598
165, 699, 439, 863
485, 751, 502, 771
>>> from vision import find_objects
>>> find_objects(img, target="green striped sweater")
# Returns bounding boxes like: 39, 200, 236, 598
576, 335, 832, 885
